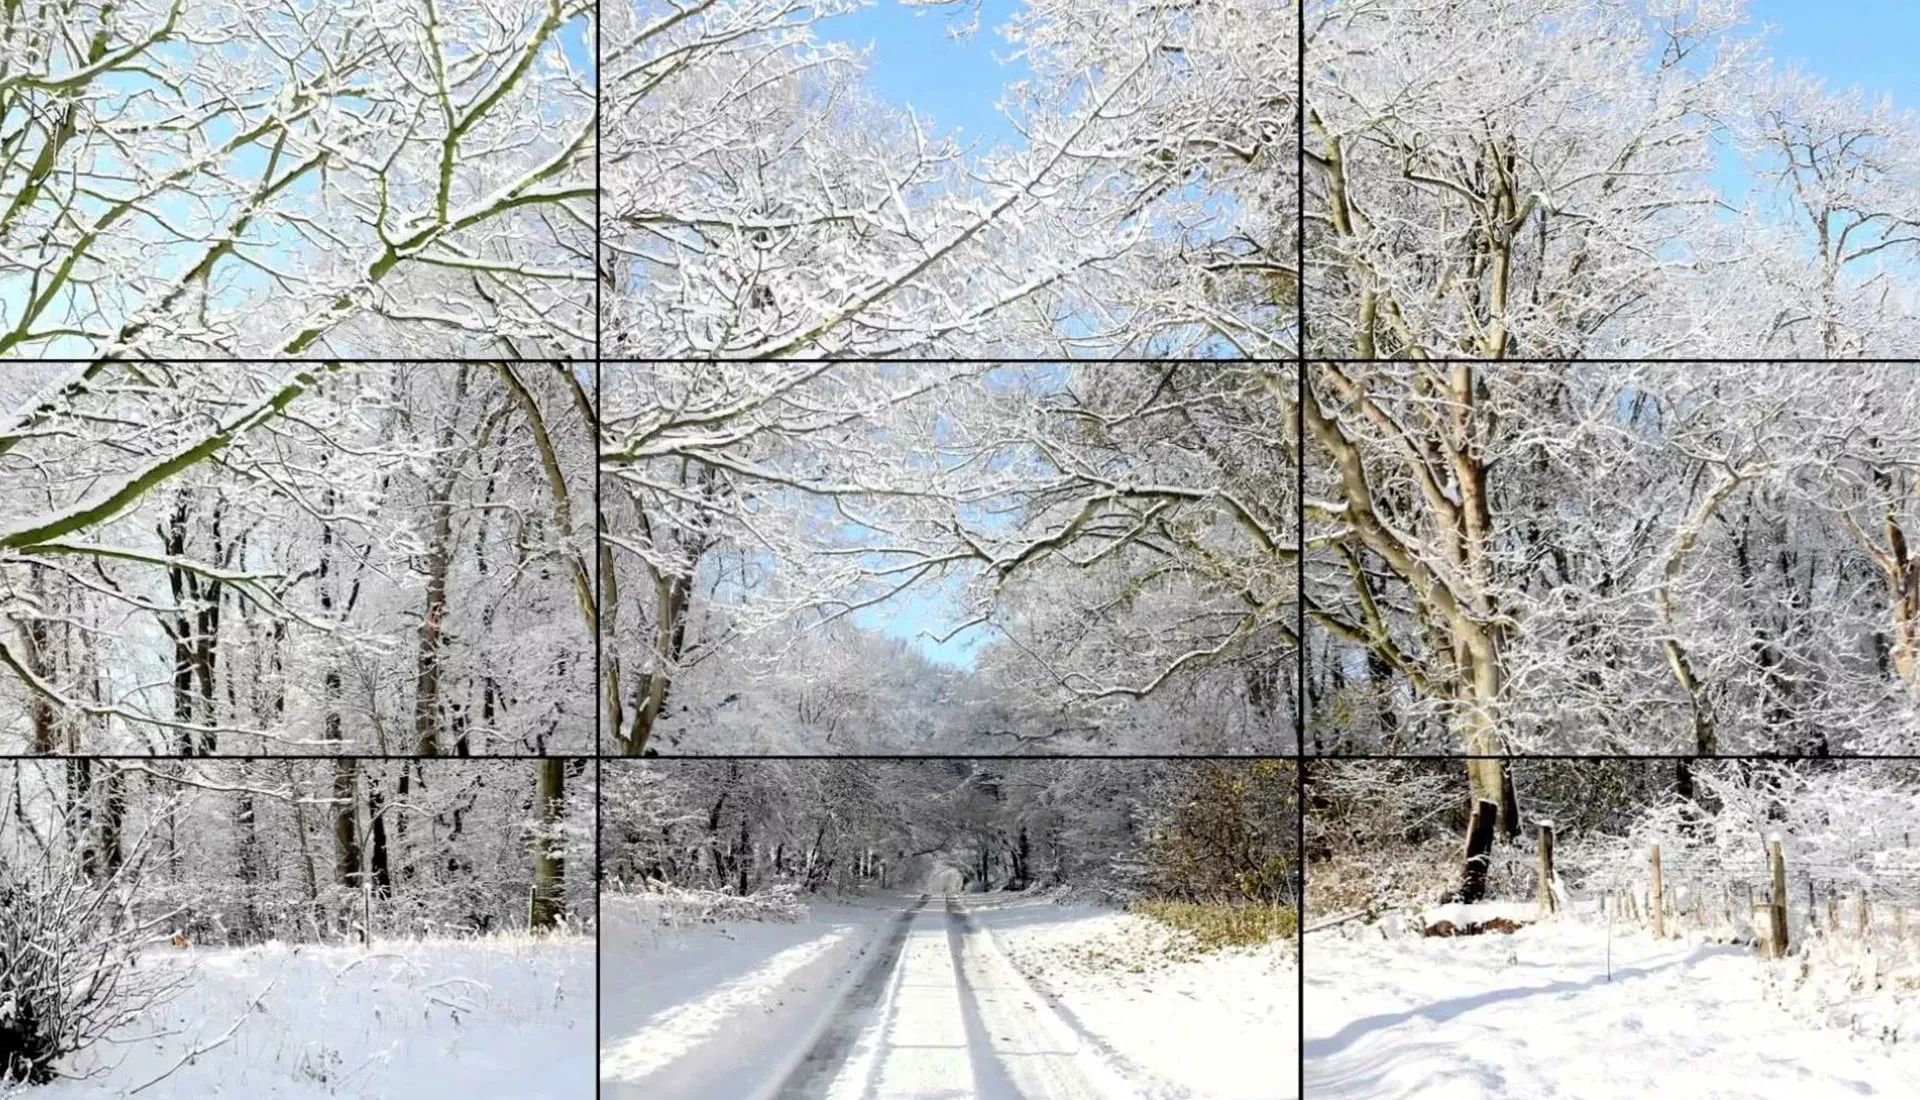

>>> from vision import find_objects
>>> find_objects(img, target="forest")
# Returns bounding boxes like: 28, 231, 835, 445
613, 0, 1297, 359
604, 758, 1297, 909
1305, 0, 1920, 359
1306, 365, 1920, 822
3, 0, 1916, 360
619, 0, 1920, 362
0, 365, 596, 755
0, 757, 593, 1094
602, 362, 1299, 755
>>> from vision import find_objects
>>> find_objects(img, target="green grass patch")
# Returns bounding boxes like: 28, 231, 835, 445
1129, 900, 1299, 951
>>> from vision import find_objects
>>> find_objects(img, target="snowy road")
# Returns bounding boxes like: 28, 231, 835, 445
1306, 919, 1920, 1099
603, 893, 1203, 1100
605, 890, 1296, 1100
776, 896, 1127, 1100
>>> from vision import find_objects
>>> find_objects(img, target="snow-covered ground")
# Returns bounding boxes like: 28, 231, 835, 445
602, 890, 1297, 1099
971, 895, 1298, 1100
1307, 910, 1920, 1099
11, 935, 594, 1100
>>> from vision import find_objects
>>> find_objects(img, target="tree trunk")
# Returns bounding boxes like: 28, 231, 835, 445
529, 759, 567, 930
368, 780, 393, 899
1008, 825, 1031, 891
334, 758, 363, 888
236, 789, 263, 939
629, 573, 690, 755
414, 370, 470, 756
98, 765, 124, 876
286, 761, 322, 935
1457, 798, 1498, 903
22, 567, 57, 753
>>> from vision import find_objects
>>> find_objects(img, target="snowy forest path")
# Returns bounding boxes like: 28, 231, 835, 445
600, 894, 913, 1100
781, 895, 1138, 1100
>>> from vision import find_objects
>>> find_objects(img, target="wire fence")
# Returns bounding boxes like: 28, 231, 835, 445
1487, 833, 1920, 950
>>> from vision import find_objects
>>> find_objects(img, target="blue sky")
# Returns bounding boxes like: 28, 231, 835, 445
1748, 0, 1919, 107
829, 0, 1918, 145
833, 0, 1030, 150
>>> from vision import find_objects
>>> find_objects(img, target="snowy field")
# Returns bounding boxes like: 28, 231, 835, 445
10, 935, 594, 1100
1306, 912, 1920, 1099
602, 890, 1297, 1099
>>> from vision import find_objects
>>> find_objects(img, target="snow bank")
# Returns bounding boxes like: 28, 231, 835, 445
615, 882, 805, 927
1765, 935, 1920, 1047
973, 895, 1299, 1100
17, 934, 592, 1100
600, 891, 897, 1100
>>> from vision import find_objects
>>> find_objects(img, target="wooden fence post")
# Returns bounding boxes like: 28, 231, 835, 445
1537, 823, 1557, 916
1768, 837, 1789, 959
1855, 888, 1869, 939
1651, 844, 1666, 939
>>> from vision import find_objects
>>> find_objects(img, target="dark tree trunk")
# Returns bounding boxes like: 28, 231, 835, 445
1457, 798, 1499, 903
334, 758, 363, 888
368, 781, 393, 899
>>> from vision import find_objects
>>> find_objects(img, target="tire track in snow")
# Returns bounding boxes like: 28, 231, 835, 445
770, 895, 929, 1099
779, 894, 1142, 1100
949, 902, 1189, 1100
945, 898, 1041, 1099
942, 896, 1134, 1100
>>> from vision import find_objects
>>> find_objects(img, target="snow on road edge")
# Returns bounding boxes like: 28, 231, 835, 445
601, 930, 856, 1082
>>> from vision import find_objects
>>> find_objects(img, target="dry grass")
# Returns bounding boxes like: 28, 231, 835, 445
1129, 900, 1298, 951
1306, 839, 1463, 915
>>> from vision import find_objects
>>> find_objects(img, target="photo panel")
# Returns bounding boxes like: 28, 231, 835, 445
600, 363, 1299, 756
600, 756, 1299, 1100
0, 364, 595, 755
606, 0, 1298, 359
1302, 1, 1920, 359
0, 1, 595, 360
1305, 363, 1920, 757
1303, 756, 1920, 1098
0, 756, 595, 1097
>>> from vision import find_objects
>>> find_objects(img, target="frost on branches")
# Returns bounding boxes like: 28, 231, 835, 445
0, 365, 596, 754
1308, 364, 1920, 773
605, 0, 1299, 358
0, 0, 594, 358
601, 363, 1298, 755
1305, 0, 1920, 358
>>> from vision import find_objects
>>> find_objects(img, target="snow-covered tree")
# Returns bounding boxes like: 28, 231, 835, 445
1304, 0, 1920, 358
605, 0, 1298, 357
603, 362, 1298, 755
1, 365, 595, 754
0, 0, 595, 357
